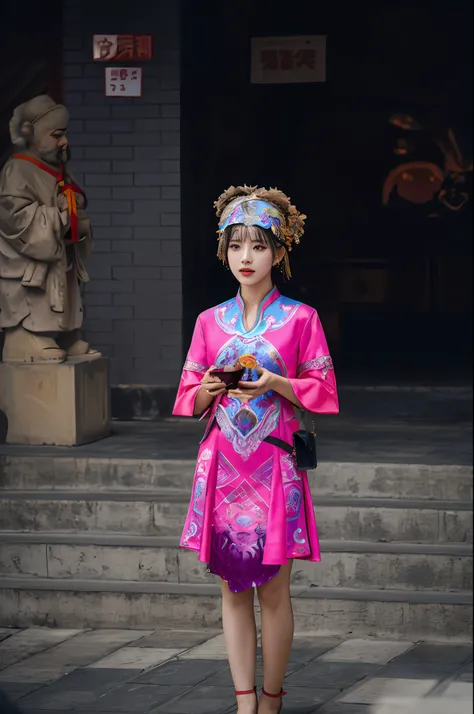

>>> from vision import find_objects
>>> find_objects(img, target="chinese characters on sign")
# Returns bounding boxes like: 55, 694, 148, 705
105, 67, 143, 97
251, 36, 327, 84
93, 35, 153, 62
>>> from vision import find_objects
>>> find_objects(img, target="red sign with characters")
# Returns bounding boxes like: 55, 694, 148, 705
93, 35, 153, 62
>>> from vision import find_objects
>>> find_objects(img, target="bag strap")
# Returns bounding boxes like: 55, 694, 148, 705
294, 405, 305, 430
263, 435, 294, 455
264, 407, 316, 455
295, 406, 316, 436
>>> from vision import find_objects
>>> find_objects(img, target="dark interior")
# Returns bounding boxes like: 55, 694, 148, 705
181, 0, 473, 381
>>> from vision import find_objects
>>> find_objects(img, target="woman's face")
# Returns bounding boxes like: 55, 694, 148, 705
227, 225, 278, 287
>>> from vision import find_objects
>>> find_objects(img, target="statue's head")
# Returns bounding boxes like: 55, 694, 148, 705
9, 95, 70, 167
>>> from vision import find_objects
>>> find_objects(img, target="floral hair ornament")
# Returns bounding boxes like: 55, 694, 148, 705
214, 185, 307, 280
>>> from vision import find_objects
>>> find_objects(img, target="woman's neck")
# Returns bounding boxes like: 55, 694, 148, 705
239, 278, 274, 310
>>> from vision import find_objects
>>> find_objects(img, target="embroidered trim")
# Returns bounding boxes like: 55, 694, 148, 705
214, 293, 301, 336
216, 451, 240, 489
296, 356, 333, 379
183, 359, 208, 374
216, 403, 280, 460
249, 456, 274, 490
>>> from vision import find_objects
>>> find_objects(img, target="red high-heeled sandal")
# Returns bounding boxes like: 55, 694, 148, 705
236, 687, 258, 709
261, 688, 286, 713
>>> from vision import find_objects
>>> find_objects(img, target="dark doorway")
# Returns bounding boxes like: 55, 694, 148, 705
0, 2, 63, 163
181, 0, 472, 381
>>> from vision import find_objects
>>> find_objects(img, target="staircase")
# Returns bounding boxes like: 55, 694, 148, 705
0, 442, 472, 641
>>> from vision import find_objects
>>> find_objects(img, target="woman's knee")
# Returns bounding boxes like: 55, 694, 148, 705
257, 565, 292, 609
221, 580, 255, 609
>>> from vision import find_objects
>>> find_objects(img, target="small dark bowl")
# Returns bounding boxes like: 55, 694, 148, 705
209, 367, 245, 390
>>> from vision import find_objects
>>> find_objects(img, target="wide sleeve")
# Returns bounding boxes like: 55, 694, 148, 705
287, 310, 339, 414
172, 314, 210, 417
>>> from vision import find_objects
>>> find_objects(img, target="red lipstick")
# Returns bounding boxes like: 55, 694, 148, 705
239, 269, 255, 276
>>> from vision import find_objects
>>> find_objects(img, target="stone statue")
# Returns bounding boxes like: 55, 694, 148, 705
0, 95, 100, 363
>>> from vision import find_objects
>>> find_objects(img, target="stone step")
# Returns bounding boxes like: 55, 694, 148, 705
0, 532, 471, 592
1, 457, 472, 502
0, 577, 471, 641
0, 490, 472, 543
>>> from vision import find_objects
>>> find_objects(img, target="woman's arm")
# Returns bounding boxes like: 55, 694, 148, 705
193, 368, 226, 415
193, 387, 215, 416
268, 373, 304, 409
173, 315, 224, 418
228, 368, 303, 407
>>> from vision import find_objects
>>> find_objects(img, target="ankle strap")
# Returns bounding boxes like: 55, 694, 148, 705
236, 688, 256, 696
262, 688, 287, 698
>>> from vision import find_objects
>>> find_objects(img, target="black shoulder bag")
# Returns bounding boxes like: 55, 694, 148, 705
264, 410, 317, 470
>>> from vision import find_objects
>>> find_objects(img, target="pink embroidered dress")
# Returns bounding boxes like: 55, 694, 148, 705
173, 287, 339, 592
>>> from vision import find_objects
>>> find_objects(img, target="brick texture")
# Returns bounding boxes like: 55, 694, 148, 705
63, 0, 181, 386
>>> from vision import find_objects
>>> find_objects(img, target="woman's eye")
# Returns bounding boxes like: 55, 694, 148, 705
254, 245, 266, 251
229, 244, 240, 250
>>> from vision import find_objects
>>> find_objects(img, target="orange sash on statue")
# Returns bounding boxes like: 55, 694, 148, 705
12, 153, 85, 243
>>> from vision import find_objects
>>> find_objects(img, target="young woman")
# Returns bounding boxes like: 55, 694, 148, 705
173, 185, 339, 714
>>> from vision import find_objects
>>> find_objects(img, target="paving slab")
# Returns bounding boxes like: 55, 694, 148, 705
286, 637, 343, 664
339, 675, 439, 703
203, 659, 305, 687
370, 701, 472, 714
0, 681, 46, 701
18, 685, 123, 710
389, 642, 473, 666
319, 638, 414, 664
316, 705, 371, 714
74, 682, 187, 712
319, 704, 471, 714
285, 660, 378, 690
430, 679, 473, 700
28, 667, 136, 697
150, 684, 236, 713
380, 642, 473, 679
0, 628, 19, 644
87, 647, 182, 670
454, 663, 473, 682
21, 711, 140, 714
0, 629, 80, 671
178, 633, 228, 660
133, 629, 221, 650
270, 685, 341, 713
0, 629, 471, 714
133, 658, 229, 686
0, 630, 150, 683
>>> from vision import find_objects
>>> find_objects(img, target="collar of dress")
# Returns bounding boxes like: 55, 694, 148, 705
236, 286, 280, 333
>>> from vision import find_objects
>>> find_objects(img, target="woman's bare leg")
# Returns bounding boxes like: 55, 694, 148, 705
221, 579, 258, 714
256, 563, 294, 713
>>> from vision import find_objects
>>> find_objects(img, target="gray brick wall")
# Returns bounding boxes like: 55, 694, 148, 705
62, 0, 181, 386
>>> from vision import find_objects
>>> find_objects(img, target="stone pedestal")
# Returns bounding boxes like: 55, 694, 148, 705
0, 357, 110, 446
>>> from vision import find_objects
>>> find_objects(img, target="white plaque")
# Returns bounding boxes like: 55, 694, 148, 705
105, 67, 143, 97
251, 35, 327, 84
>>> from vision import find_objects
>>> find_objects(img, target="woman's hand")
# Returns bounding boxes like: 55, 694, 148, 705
193, 366, 227, 416
228, 365, 276, 402
200, 366, 227, 397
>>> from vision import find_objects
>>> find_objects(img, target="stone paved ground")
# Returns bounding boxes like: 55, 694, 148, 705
0, 627, 471, 713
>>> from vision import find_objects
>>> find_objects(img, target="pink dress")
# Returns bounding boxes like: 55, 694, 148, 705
173, 287, 339, 592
